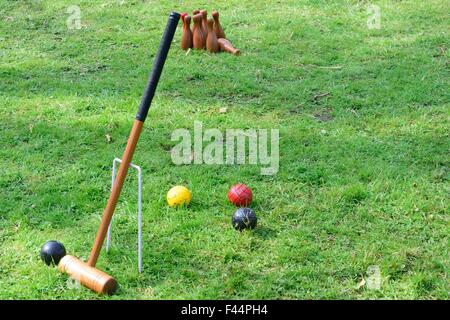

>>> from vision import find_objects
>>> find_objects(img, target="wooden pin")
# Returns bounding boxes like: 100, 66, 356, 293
200, 10, 208, 35
212, 11, 225, 39
180, 12, 188, 23
181, 15, 193, 50
218, 38, 241, 55
192, 14, 206, 49
192, 9, 201, 35
206, 18, 219, 53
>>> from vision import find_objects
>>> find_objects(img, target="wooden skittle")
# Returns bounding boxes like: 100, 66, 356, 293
181, 15, 193, 50
206, 18, 219, 53
192, 13, 206, 49
192, 9, 201, 34
200, 10, 208, 36
180, 12, 188, 23
218, 38, 241, 55
212, 11, 225, 39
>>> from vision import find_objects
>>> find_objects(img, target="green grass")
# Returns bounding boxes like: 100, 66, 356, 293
0, 0, 449, 299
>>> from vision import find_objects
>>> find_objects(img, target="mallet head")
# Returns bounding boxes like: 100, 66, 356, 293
58, 255, 117, 295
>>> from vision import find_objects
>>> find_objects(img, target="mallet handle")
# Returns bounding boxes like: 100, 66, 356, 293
87, 12, 180, 267
136, 12, 180, 122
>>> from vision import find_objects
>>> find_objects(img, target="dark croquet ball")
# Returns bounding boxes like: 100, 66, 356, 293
232, 207, 257, 231
40, 240, 66, 266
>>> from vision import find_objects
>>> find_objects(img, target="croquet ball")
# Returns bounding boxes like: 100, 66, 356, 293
232, 207, 257, 231
167, 185, 192, 207
228, 183, 252, 206
40, 240, 66, 266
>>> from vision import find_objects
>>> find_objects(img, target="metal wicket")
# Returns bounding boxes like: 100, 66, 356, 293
106, 157, 143, 273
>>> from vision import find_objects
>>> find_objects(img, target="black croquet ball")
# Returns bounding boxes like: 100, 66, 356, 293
40, 240, 66, 266
232, 207, 257, 231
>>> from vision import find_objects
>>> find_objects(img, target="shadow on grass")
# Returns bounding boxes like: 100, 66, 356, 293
253, 225, 278, 239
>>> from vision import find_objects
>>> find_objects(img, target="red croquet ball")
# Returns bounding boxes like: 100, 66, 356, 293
228, 184, 253, 206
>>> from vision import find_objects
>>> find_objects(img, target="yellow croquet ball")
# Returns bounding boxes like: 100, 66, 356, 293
167, 185, 192, 207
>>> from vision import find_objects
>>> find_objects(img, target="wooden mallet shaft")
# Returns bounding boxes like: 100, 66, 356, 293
87, 119, 143, 267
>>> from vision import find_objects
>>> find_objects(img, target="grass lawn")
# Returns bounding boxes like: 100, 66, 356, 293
0, 0, 448, 299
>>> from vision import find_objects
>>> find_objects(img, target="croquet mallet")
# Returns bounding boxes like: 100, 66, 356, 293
57, 12, 180, 295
